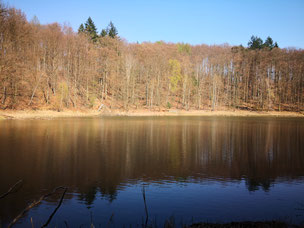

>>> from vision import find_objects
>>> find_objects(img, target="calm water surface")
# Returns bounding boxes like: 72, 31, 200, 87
0, 116, 304, 227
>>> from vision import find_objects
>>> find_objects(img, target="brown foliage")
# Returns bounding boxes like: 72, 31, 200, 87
0, 4, 303, 111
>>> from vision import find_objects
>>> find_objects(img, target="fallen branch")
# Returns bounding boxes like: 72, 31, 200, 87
0, 179, 23, 199
142, 186, 149, 228
8, 186, 67, 228
107, 213, 114, 226
41, 187, 67, 227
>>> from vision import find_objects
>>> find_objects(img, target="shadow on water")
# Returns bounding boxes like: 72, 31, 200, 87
0, 117, 304, 227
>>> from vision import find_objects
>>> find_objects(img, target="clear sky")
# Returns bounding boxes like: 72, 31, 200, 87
4, 0, 304, 48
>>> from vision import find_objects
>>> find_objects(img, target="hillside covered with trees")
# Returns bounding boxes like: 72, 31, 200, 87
1, 3, 303, 112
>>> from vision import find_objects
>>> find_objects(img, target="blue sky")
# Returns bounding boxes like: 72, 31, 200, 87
5, 0, 304, 48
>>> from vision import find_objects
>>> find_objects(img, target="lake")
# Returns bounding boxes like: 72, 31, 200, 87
0, 116, 304, 227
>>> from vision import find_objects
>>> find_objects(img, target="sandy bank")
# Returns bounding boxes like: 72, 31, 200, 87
0, 109, 100, 120
0, 109, 303, 120
108, 109, 304, 117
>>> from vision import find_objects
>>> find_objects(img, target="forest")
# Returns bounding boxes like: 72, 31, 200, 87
1, 3, 303, 112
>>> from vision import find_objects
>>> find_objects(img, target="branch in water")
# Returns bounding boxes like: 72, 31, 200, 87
0, 179, 23, 199
8, 186, 67, 228
42, 187, 68, 227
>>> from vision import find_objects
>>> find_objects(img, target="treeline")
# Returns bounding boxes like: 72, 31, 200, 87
78, 17, 118, 41
0, 4, 303, 111
247, 36, 278, 50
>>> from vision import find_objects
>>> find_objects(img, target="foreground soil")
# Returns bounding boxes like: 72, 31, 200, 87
0, 109, 303, 120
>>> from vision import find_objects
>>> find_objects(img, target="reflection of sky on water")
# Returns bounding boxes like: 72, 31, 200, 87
17, 179, 304, 227
1, 117, 304, 227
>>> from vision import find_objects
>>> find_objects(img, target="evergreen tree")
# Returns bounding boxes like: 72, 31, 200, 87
84, 17, 98, 42
263, 36, 275, 49
107, 21, 118, 38
248, 35, 263, 50
100, 29, 107, 37
78, 23, 85, 33
274, 42, 279, 48
248, 35, 279, 50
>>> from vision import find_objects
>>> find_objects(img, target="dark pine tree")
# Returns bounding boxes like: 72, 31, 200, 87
264, 36, 275, 49
107, 21, 118, 38
78, 23, 85, 33
274, 42, 279, 48
100, 29, 107, 37
84, 17, 98, 42
248, 35, 263, 50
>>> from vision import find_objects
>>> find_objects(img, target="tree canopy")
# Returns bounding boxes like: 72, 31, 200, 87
84, 17, 98, 42
78, 23, 85, 33
78, 18, 118, 41
0, 4, 303, 113
248, 35, 279, 50
100, 29, 107, 37
107, 21, 118, 38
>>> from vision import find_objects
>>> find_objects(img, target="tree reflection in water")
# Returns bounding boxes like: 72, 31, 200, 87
0, 117, 303, 226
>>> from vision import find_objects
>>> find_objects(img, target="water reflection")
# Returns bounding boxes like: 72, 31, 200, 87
0, 117, 303, 226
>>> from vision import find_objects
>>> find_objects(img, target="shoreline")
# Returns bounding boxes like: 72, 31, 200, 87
0, 109, 304, 120
0, 109, 100, 120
